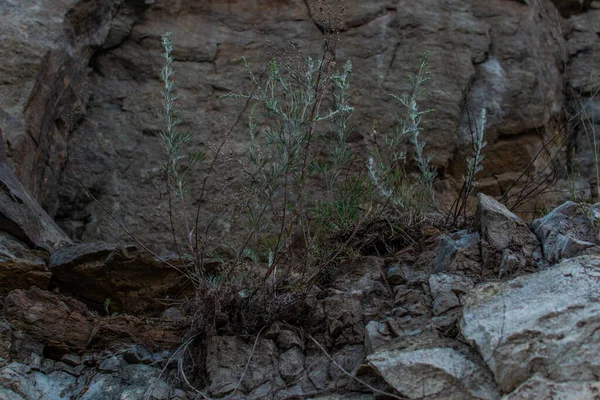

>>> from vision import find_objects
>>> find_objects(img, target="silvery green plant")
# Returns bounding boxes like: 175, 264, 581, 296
463, 108, 487, 195
445, 107, 487, 227
368, 52, 437, 222
159, 32, 205, 274
222, 56, 360, 274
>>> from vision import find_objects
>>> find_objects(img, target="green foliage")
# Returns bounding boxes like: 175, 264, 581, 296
159, 34, 457, 293
368, 52, 437, 222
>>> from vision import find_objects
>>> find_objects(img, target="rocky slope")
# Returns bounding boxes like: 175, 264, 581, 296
1, 0, 600, 399
1, 173, 600, 398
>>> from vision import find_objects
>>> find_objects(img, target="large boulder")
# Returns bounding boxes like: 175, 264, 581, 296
460, 256, 600, 394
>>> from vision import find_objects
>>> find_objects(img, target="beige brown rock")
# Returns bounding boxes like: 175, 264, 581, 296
4, 287, 188, 353
0, 233, 51, 299
48, 242, 189, 314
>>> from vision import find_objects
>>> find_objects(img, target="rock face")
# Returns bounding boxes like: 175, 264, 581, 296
0, 0, 153, 217
1, 0, 589, 249
460, 256, 600, 393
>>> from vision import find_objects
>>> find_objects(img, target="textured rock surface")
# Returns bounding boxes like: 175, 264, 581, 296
24, 0, 570, 248
531, 201, 600, 263
0, 233, 51, 298
460, 256, 600, 393
0, 358, 187, 400
477, 193, 543, 277
0, 163, 72, 252
367, 332, 499, 400
4, 287, 188, 353
49, 242, 188, 313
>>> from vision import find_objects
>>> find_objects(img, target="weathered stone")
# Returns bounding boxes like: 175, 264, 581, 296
0, 163, 72, 252
477, 193, 543, 278
4, 287, 188, 353
0, 362, 77, 400
367, 332, 499, 399
0, 233, 51, 298
205, 335, 283, 397
429, 273, 474, 300
386, 263, 427, 286
364, 320, 392, 354
328, 345, 364, 389
278, 347, 305, 384
49, 242, 189, 314
99, 356, 123, 372
123, 345, 153, 364
503, 374, 600, 399
431, 230, 481, 275
432, 291, 460, 316
323, 292, 365, 346
460, 256, 600, 393
531, 201, 600, 263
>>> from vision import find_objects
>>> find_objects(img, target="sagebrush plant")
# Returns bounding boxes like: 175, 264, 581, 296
446, 107, 488, 228
159, 32, 444, 286
220, 54, 363, 280
156, 26, 452, 340
160, 32, 213, 281
368, 52, 437, 224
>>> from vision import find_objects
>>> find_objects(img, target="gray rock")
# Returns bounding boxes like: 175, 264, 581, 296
60, 353, 82, 367
429, 273, 474, 299
432, 231, 481, 275
367, 332, 499, 399
328, 345, 364, 388
323, 292, 365, 346
503, 374, 600, 399
460, 256, 600, 393
386, 263, 427, 286
278, 347, 305, 384
477, 193, 543, 278
99, 356, 123, 372
364, 320, 392, 354
123, 345, 153, 365
0, 362, 77, 400
206, 335, 283, 397
432, 291, 460, 316
531, 201, 600, 263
